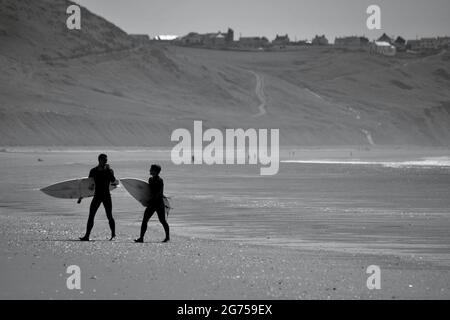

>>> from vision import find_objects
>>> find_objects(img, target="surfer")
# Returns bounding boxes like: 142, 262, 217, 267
134, 164, 170, 243
80, 154, 118, 241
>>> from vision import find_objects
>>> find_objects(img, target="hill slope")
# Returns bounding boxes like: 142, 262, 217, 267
1, 0, 449, 146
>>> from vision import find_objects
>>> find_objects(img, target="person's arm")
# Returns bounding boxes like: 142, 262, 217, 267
110, 170, 119, 186
106, 165, 118, 185
88, 169, 95, 190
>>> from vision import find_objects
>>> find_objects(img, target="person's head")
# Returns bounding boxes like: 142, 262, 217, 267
98, 153, 108, 167
149, 164, 161, 177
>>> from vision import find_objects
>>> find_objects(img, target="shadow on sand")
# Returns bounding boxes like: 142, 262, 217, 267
32, 238, 170, 244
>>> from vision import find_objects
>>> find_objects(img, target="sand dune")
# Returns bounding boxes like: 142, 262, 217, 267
1, 0, 450, 146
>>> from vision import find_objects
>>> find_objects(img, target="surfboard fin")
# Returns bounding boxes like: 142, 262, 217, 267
77, 197, 83, 204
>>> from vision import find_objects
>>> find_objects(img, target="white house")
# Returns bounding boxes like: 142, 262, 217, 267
369, 41, 396, 56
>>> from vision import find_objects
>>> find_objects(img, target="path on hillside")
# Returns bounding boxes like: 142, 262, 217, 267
361, 129, 375, 145
248, 70, 267, 117
300, 80, 376, 145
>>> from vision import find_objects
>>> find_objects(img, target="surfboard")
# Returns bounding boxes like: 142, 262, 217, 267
40, 178, 117, 203
120, 178, 172, 217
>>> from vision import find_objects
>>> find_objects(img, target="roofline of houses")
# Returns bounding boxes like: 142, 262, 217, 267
133, 28, 449, 53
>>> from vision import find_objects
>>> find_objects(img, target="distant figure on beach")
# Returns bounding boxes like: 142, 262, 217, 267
80, 154, 118, 241
134, 164, 170, 243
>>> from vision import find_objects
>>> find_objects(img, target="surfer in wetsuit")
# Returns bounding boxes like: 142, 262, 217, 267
80, 153, 118, 241
134, 164, 170, 243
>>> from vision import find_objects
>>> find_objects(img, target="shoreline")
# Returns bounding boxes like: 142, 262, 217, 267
1, 145, 449, 165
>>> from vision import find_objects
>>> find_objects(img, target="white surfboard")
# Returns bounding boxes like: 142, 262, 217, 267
120, 178, 172, 217
40, 177, 117, 203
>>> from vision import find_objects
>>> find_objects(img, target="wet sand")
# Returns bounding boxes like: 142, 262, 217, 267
1, 147, 450, 299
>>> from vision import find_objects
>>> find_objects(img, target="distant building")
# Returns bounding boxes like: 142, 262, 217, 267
406, 37, 447, 51
272, 34, 290, 46
239, 36, 269, 48
393, 36, 406, 51
203, 32, 227, 47
377, 33, 393, 44
180, 28, 234, 47
224, 28, 234, 44
214, 33, 226, 46
311, 35, 328, 46
406, 39, 420, 51
369, 41, 396, 56
180, 32, 203, 45
438, 36, 450, 48
334, 36, 369, 48
420, 37, 439, 49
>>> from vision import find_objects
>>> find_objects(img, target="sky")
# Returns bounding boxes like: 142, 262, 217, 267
74, 0, 450, 42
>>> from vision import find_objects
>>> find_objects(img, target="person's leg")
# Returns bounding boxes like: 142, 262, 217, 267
80, 197, 101, 240
156, 203, 170, 242
103, 195, 115, 240
135, 206, 155, 242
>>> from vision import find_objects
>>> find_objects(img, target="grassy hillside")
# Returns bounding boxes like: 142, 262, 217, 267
1, 0, 449, 146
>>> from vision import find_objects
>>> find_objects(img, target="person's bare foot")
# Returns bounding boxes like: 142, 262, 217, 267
134, 238, 143, 243
162, 238, 170, 243
109, 234, 116, 241
79, 236, 89, 241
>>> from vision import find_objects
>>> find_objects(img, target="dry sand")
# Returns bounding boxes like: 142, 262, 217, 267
1, 213, 449, 300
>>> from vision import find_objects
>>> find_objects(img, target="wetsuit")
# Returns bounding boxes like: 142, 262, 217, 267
84, 166, 116, 238
139, 176, 169, 240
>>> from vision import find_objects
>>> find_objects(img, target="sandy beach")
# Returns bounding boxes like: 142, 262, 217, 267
1, 213, 449, 300
1, 148, 449, 299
